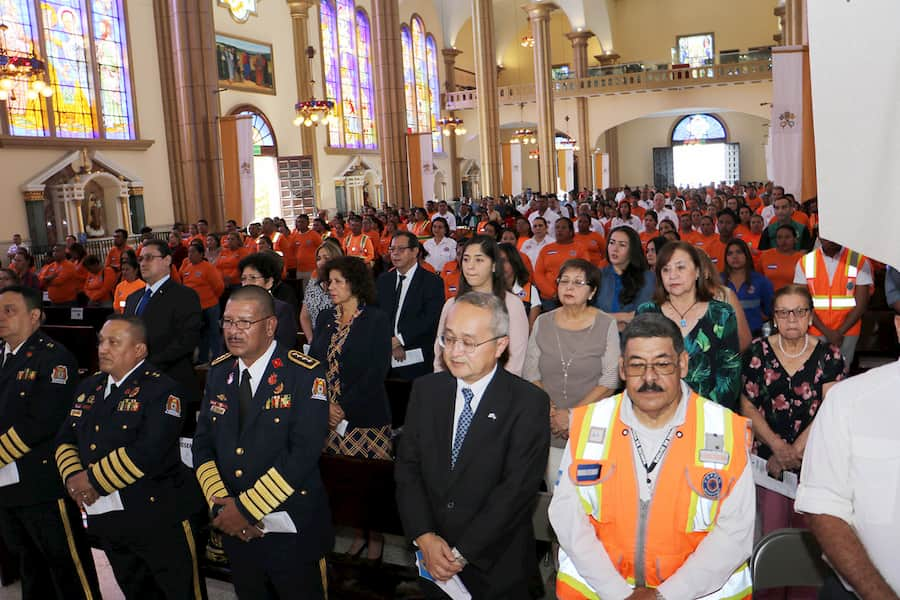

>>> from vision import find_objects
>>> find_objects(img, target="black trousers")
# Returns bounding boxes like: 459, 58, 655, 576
222, 533, 325, 599
818, 573, 860, 600
99, 518, 205, 600
0, 497, 101, 600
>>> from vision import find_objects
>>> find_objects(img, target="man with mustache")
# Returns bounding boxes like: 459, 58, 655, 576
550, 313, 755, 599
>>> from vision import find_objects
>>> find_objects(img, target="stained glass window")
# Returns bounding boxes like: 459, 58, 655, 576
1, 0, 49, 136
236, 109, 276, 151
401, 17, 442, 153
355, 9, 376, 149
425, 35, 442, 153
400, 26, 416, 134
671, 114, 727, 145
319, 0, 377, 149
2, 0, 136, 139
320, 0, 343, 147
677, 33, 714, 68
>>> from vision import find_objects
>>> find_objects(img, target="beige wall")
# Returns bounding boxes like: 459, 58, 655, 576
613, 111, 768, 186
0, 0, 173, 244
609, 0, 778, 64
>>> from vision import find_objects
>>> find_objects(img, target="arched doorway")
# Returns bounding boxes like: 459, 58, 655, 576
228, 106, 280, 220
653, 113, 740, 188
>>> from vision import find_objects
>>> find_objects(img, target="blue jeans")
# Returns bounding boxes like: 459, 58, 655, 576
198, 304, 221, 363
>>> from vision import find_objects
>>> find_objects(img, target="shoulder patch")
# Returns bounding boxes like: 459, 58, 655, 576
288, 350, 320, 369
211, 352, 233, 366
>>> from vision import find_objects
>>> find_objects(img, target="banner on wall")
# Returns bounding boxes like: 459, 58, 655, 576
770, 46, 804, 201
807, 0, 900, 268
407, 133, 434, 207
220, 115, 255, 226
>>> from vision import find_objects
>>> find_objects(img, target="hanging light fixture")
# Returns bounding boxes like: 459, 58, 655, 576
557, 115, 580, 151
0, 23, 52, 102
438, 116, 466, 136
510, 102, 536, 144
520, 35, 534, 48
528, 149, 540, 160
294, 46, 336, 127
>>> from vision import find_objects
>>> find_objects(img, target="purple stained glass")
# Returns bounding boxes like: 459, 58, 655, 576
320, 0, 343, 147
355, 9, 376, 149
41, 0, 98, 138
426, 35, 442, 153
336, 0, 361, 148
92, 0, 134, 139
401, 26, 416, 132
1, 0, 49, 136
411, 17, 429, 134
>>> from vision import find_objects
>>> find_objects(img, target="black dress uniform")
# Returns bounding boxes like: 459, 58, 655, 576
55, 361, 207, 600
192, 345, 333, 599
0, 331, 100, 600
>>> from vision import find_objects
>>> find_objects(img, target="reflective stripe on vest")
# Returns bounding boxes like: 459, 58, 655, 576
558, 393, 752, 600
803, 250, 861, 311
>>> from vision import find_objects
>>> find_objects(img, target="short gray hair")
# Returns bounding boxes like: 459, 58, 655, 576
454, 291, 509, 338
619, 312, 684, 355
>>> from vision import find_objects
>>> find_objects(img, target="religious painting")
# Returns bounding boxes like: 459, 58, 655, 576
215, 33, 275, 94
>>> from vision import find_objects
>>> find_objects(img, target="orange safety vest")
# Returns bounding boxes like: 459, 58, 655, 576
801, 248, 865, 336
557, 392, 752, 600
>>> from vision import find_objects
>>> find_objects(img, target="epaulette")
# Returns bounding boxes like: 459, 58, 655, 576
288, 350, 319, 369
211, 352, 233, 366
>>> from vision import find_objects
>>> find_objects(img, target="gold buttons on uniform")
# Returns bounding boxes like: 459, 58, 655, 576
212, 416, 217, 422
122, 425, 128, 430
235, 469, 243, 478
300, 490, 308, 496
236, 448, 244, 456
95, 425, 100, 432
150, 497, 155, 503
274, 417, 280, 424
89, 444, 96, 451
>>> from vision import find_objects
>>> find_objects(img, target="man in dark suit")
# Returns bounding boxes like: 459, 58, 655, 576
192, 285, 332, 598
375, 231, 445, 380
395, 291, 550, 599
124, 239, 202, 427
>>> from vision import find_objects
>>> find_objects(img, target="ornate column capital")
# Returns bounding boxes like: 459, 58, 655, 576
522, 2, 558, 21
565, 29, 594, 46
441, 47, 462, 61
286, 0, 314, 18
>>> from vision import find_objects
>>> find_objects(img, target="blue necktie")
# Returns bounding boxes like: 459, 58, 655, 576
451, 388, 474, 469
135, 287, 153, 316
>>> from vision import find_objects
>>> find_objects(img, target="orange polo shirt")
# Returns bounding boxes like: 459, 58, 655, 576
703, 239, 728, 273
105, 244, 133, 272
216, 247, 250, 287
114, 278, 146, 313
441, 261, 460, 300
84, 266, 117, 303
734, 226, 761, 252
691, 233, 718, 252
292, 230, 323, 273
243, 236, 259, 253
410, 221, 432, 241
575, 231, 607, 268
342, 234, 376, 265
759, 249, 803, 292
39, 260, 80, 304
180, 260, 225, 309
364, 230, 382, 258
533, 242, 589, 299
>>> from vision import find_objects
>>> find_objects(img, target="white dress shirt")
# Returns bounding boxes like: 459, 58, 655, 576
793, 248, 874, 287
520, 236, 551, 269
452, 365, 497, 437
655, 207, 680, 229
237, 340, 277, 397
432, 211, 457, 231
549, 383, 755, 600
795, 360, 900, 595
611, 216, 644, 233
393, 262, 418, 345
2, 339, 26, 367
529, 209, 560, 239
104, 360, 146, 399
424, 237, 458, 273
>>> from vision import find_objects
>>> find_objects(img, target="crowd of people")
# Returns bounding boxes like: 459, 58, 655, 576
0, 180, 897, 600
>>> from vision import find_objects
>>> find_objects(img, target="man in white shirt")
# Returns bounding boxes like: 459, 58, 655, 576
432, 200, 457, 231
795, 315, 900, 599
6, 234, 23, 265
520, 217, 552, 268
611, 201, 644, 233
652, 193, 680, 230
528, 196, 559, 239
578, 203, 604, 234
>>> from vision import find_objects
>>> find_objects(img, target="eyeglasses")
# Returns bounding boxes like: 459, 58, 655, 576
439, 334, 505, 354
137, 255, 163, 262
220, 316, 273, 330
773, 307, 811, 320
623, 360, 677, 377
240, 275, 266, 283
556, 277, 590, 288
389, 246, 412, 253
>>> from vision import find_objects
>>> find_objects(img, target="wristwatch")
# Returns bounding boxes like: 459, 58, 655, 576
451, 546, 468, 568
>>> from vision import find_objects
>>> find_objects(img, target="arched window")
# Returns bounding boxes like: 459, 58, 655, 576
319, 0, 376, 149
2, 0, 136, 139
401, 16, 442, 153
232, 107, 277, 156
671, 113, 727, 145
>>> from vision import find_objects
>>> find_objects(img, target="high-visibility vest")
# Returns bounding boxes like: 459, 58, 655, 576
557, 393, 752, 600
801, 248, 865, 336
342, 234, 371, 261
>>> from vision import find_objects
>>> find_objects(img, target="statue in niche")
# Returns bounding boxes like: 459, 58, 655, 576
84, 193, 106, 238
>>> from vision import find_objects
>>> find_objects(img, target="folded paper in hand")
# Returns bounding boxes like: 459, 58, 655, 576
259, 511, 297, 534
750, 454, 798, 499
85, 490, 125, 516
392, 348, 425, 369
415, 550, 471, 600
0, 462, 19, 487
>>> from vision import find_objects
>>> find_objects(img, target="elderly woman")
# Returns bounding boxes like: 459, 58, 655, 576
300, 241, 343, 343
637, 241, 742, 411
238, 252, 297, 350
592, 226, 656, 330
309, 255, 392, 562
523, 258, 619, 488
741, 284, 845, 593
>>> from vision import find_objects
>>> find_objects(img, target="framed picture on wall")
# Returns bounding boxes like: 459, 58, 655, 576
216, 33, 276, 94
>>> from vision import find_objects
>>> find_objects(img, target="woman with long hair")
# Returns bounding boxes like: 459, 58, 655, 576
637, 241, 742, 411
591, 226, 655, 330
722, 238, 774, 338
432, 235, 529, 375
498, 242, 541, 330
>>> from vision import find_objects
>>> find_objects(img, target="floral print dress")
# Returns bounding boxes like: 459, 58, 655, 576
742, 338, 845, 460
638, 300, 742, 411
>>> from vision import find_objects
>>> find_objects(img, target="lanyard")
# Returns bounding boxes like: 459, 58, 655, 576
631, 427, 675, 484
